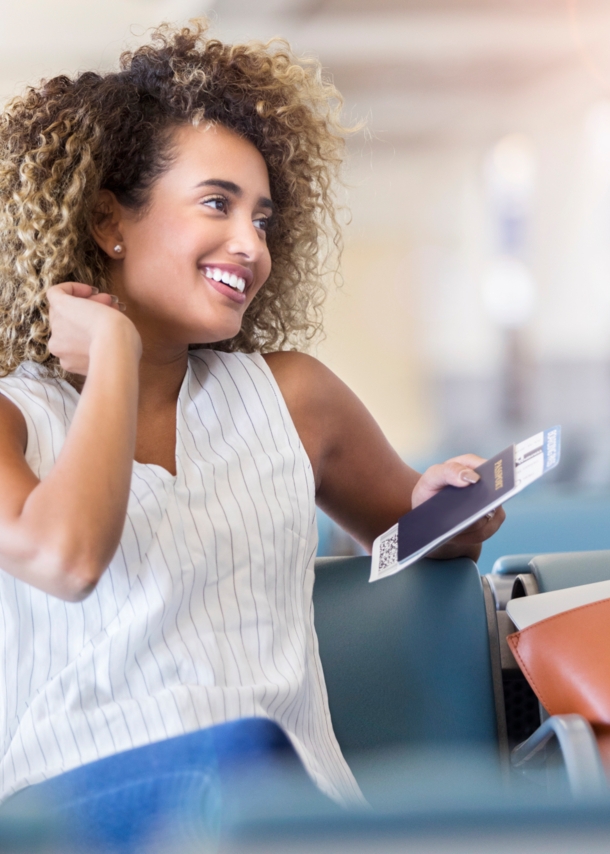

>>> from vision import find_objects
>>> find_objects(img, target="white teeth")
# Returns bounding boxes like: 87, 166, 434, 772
204, 267, 247, 293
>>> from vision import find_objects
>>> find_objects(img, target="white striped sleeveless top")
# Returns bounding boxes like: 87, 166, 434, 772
0, 350, 362, 805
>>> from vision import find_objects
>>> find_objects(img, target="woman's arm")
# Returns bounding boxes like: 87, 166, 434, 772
264, 351, 504, 558
0, 283, 142, 601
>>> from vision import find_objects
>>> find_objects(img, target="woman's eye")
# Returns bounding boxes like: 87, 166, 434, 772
253, 216, 270, 233
202, 196, 228, 212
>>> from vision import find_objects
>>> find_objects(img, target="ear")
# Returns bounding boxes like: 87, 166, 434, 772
91, 190, 125, 258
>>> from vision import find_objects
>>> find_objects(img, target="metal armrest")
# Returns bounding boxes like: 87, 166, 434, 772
511, 714, 608, 800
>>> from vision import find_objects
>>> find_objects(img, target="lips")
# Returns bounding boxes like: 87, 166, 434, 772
204, 266, 247, 294
198, 262, 254, 305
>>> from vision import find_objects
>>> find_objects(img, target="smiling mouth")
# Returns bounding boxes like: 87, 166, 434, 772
203, 266, 247, 294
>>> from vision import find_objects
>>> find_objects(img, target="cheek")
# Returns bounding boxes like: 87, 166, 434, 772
124, 220, 199, 286
259, 249, 273, 287
134, 217, 194, 261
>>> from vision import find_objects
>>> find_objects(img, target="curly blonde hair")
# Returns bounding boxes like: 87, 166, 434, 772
0, 20, 351, 376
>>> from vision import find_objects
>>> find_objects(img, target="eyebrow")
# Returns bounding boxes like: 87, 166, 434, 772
194, 179, 275, 213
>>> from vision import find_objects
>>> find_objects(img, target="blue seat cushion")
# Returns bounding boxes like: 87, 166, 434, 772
313, 556, 498, 755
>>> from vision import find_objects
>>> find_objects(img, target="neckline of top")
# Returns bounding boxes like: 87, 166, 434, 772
55, 357, 193, 482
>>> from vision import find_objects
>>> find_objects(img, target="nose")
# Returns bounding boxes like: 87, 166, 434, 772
225, 212, 265, 262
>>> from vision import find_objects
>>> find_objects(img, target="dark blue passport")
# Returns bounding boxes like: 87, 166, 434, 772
397, 445, 515, 562
371, 426, 561, 582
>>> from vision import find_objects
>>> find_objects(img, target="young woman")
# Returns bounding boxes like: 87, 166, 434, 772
0, 20, 504, 823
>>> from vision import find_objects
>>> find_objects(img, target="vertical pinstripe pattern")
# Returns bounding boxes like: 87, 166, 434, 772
0, 354, 362, 805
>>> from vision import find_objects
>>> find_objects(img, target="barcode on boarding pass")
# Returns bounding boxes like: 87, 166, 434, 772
378, 527, 399, 573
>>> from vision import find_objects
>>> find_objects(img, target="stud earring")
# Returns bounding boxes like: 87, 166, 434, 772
113, 244, 122, 254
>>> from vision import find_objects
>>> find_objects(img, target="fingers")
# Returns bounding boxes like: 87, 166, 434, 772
429, 505, 506, 559
445, 453, 486, 469
453, 506, 506, 544
420, 460, 481, 492
47, 283, 125, 311
88, 294, 126, 311
487, 505, 506, 529
47, 282, 99, 301
411, 454, 487, 509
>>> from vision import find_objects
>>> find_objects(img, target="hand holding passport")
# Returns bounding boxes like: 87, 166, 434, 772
370, 426, 561, 582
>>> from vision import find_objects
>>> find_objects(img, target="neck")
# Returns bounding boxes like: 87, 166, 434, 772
137, 343, 190, 413
68, 342, 190, 409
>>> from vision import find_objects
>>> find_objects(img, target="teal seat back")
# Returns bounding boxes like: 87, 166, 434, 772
529, 550, 610, 593
313, 555, 498, 755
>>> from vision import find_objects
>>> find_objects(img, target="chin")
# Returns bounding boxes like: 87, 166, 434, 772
188, 321, 243, 346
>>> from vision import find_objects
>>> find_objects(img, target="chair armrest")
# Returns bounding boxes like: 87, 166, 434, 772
491, 554, 538, 575
529, 551, 610, 593
511, 714, 608, 800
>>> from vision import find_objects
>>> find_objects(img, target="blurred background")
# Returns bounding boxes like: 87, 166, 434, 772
2, 0, 610, 570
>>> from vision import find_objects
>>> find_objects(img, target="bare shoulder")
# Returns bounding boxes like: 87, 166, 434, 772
262, 349, 330, 378
262, 351, 352, 424
262, 351, 338, 405
262, 351, 419, 546
0, 391, 38, 522
0, 392, 27, 453
262, 352, 349, 484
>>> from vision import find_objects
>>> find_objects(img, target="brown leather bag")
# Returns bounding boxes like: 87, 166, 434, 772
507, 597, 610, 768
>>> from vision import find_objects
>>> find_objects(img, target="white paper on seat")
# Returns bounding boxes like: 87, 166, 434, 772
506, 580, 610, 630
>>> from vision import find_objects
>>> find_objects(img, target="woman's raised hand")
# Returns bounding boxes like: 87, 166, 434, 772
0, 282, 143, 599
47, 282, 140, 376
411, 453, 506, 554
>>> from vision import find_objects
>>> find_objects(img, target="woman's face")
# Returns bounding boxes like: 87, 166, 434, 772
108, 123, 273, 346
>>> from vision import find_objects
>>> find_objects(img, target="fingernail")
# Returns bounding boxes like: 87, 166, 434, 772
460, 469, 480, 484
110, 295, 119, 304
486, 510, 496, 520
90, 286, 99, 294
117, 302, 126, 311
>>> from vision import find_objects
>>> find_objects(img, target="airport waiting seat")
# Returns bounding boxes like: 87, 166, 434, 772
491, 549, 610, 592
314, 554, 609, 800
488, 550, 610, 733
313, 555, 500, 759
486, 550, 610, 795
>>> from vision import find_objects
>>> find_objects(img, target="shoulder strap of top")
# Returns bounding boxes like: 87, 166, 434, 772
188, 350, 306, 455
0, 363, 76, 477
